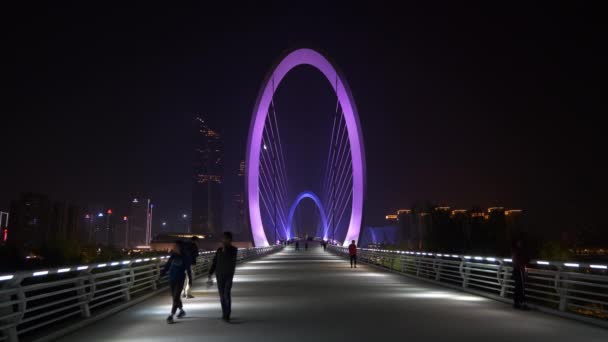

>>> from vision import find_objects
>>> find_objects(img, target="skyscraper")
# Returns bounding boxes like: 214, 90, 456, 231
234, 160, 248, 240
192, 115, 223, 238
128, 197, 152, 247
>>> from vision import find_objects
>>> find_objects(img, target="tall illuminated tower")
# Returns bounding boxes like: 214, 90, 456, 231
192, 114, 223, 238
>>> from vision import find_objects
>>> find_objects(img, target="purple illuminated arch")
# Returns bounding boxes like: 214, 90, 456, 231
245, 48, 366, 247
286, 191, 329, 240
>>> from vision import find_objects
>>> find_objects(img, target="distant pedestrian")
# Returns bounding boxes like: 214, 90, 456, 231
323, 241, 328, 251
182, 236, 199, 299
295, 241, 300, 251
160, 241, 192, 323
511, 237, 530, 310
349, 240, 357, 268
208, 232, 238, 322
304, 241, 308, 251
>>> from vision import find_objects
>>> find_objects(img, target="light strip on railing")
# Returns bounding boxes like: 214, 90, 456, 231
144, 258, 150, 261
464, 256, 472, 259
474, 256, 483, 261
503, 258, 512, 262
590, 265, 608, 270
33, 271, 49, 276
536, 261, 550, 265
0, 275, 14, 281
121, 261, 130, 265
57, 268, 71, 273
110, 262, 119, 266
97, 263, 107, 268
486, 257, 496, 262
77, 266, 88, 270
564, 263, 579, 268
451, 255, 459, 258
135, 259, 143, 263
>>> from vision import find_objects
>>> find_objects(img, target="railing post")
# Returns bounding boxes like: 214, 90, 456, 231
460, 260, 470, 288
150, 263, 158, 290
557, 269, 569, 312
498, 263, 509, 297
120, 268, 131, 302
0, 278, 23, 342
76, 272, 92, 318
434, 258, 442, 281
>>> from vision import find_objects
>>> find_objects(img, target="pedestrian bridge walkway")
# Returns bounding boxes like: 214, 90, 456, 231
58, 246, 607, 341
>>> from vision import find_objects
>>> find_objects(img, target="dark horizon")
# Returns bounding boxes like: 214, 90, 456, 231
2, 3, 606, 239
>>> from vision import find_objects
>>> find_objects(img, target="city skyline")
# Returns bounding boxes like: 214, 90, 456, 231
2, 2, 606, 241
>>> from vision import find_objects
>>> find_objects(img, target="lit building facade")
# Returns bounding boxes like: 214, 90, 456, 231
128, 197, 152, 247
234, 160, 248, 240
8, 193, 82, 249
192, 115, 223, 238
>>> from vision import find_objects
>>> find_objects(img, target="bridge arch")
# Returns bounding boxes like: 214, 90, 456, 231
245, 48, 366, 247
286, 191, 329, 240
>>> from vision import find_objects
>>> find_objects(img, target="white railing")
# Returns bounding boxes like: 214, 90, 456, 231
329, 246, 608, 325
0, 246, 281, 342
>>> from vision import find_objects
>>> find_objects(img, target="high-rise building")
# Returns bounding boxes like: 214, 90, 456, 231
234, 160, 248, 240
128, 197, 152, 247
8, 193, 51, 249
192, 115, 223, 238
8, 193, 82, 249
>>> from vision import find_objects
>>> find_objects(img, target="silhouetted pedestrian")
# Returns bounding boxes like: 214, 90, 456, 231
160, 240, 192, 323
208, 232, 238, 322
511, 237, 530, 310
182, 236, 199, 299
304, 241, 308, 250
349, 240, 357, 268
295, 241, 300, 251
323, 241, 328, 251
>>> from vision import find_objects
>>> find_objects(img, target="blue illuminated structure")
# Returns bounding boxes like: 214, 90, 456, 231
286, 191, 329, 240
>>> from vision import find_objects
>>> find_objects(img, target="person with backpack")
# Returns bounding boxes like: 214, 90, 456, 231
160, 240, 192, 323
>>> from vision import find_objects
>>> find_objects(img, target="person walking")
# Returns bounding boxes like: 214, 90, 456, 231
295, 240, 299, 251
208, 232, 238, 322
160, 241, 192, 324
323, 240, 328, 251
348, 240, 357, 268
182, 236, 199, 299
511, 237, 530, 310
304, 241, 308, 251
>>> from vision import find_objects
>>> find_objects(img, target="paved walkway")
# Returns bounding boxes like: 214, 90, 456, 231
59, 245, 608, 341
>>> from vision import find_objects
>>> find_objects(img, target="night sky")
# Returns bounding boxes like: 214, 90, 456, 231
2, 3, 606, 237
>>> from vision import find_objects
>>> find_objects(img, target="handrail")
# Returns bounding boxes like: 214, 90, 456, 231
0, 245, 282, 342
328, 246, 608, 325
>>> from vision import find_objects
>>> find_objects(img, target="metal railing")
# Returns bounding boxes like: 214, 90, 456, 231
0, 246, 281, 342
329, 246, 608, 325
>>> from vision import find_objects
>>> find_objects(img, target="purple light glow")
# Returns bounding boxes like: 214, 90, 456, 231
286, 191, 329, 240
245, 48, 366, 247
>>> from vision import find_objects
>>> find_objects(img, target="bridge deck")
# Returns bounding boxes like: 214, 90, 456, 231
58, 246, 607, 341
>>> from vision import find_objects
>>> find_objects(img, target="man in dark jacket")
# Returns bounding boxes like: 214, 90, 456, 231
182, 236, 199, 298
208, 231, 238, 322
160, 241, 192, 323
511, 237, 530, 310
349, 240, 358, 268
